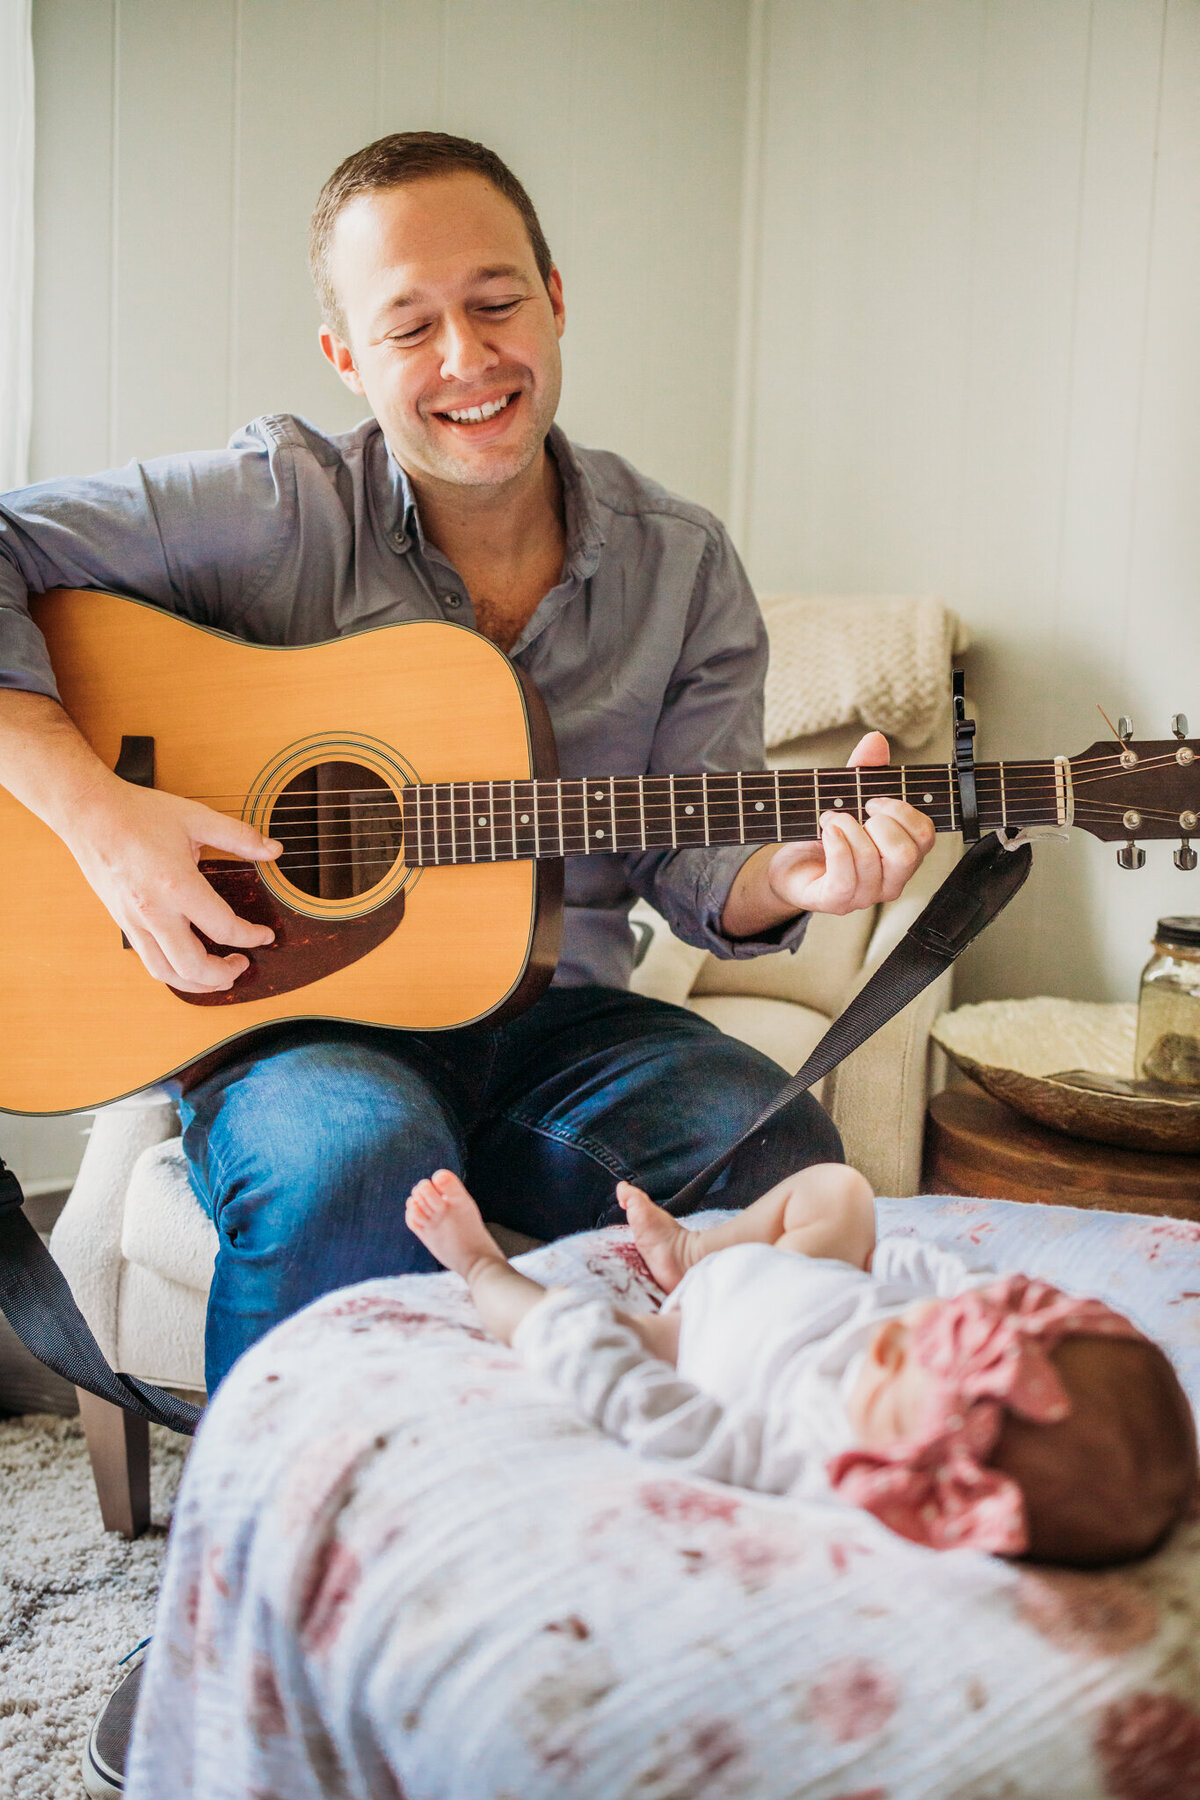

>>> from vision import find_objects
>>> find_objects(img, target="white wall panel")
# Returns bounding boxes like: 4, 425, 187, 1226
31, 0, 748, 514
743, 0, 1200, 1006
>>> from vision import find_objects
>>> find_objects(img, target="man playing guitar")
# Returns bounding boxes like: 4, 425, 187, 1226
0, 133, 934, 1400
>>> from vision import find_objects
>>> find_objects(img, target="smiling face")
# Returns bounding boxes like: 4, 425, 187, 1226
319, 172, 565, 499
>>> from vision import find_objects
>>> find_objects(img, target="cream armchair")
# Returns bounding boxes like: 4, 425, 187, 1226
49, 596, 966, 1534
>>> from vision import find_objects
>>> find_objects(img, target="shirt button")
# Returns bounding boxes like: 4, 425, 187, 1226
445, 594, 462, 608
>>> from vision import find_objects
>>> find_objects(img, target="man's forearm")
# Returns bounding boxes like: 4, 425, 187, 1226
0, 689, 121, 837
719, 843, 803, 940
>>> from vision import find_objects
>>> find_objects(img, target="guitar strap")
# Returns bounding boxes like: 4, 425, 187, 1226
664, 831, 1032, 1216
0, 831, 1032, 1437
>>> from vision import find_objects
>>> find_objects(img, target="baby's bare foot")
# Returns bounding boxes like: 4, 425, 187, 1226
616, 1182, 695, 1293
406, 1169, 507, 1281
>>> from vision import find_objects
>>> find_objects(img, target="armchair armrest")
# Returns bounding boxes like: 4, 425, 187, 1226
48, 1089, 180, 1364
823, 833, 962, 1195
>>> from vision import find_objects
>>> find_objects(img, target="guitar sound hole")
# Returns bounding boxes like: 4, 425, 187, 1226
269, 761, 404, 900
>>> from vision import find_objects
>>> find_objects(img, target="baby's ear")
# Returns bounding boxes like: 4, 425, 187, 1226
868, 1317, 907, 1369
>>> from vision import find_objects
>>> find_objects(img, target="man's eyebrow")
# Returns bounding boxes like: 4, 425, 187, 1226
381, 265, 533, 316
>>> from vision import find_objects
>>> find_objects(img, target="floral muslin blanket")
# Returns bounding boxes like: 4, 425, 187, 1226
126, 1197, 1200, 1800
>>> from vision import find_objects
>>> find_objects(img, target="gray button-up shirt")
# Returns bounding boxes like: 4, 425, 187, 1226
0, 416, 806, 989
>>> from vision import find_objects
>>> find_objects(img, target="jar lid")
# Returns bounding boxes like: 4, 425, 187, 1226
1155, 916, 1200, 949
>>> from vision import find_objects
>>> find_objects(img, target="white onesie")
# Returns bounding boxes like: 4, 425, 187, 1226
512, 1236, 989, 1499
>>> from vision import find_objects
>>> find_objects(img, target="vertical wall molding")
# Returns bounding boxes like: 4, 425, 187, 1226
728, 0, 767, 553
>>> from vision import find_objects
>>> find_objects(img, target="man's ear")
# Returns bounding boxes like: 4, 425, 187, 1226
319, 325, 367, 397
548, 266, 565, 340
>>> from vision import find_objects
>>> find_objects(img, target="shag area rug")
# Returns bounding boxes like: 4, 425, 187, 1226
0, 1414, 187, 1799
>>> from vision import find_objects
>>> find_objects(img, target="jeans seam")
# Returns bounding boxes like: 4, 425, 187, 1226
502, 1108, 632, 1181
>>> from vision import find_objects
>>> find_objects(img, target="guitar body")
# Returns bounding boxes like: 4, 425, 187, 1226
2, 591, 560, 1115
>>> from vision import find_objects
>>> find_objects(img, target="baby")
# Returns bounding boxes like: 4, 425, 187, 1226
405, 1163, 1198, 1565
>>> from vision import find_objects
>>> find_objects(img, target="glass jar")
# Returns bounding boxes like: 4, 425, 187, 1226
1135, 917, 1200, 1088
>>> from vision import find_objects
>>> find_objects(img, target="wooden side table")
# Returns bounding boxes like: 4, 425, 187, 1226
924, 1083, 1200, 1221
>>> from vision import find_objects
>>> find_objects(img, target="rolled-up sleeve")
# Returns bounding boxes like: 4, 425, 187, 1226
513, 1286, 798, 1492
622, 525, 808, 962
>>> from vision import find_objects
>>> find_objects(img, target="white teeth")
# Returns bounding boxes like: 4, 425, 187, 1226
444, 394, 511, 424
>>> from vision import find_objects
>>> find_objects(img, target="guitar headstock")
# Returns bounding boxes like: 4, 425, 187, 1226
1070, 714, 1200, 870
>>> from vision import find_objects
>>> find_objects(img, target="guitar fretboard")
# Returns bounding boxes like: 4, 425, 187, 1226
399, 760, 1065, 865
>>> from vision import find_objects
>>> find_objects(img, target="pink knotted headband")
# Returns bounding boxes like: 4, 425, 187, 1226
828, 1274, 1147, 1554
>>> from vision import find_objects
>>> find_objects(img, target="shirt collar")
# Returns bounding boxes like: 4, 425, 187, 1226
381, 423, 606, 579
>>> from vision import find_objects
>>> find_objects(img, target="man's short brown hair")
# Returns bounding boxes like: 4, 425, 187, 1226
309, 131, 554, 339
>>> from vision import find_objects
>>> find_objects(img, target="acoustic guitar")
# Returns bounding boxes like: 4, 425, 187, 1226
3, 588, 1196, 1114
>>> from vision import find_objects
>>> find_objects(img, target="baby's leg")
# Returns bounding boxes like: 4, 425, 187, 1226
774, 1163, 876, 1269
620, 1162, 876, 1291
406, 1170, 550, 1346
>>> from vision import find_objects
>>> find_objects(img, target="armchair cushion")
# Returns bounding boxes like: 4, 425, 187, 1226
685, 993, 829, 1094
121, 1138, 215, 1295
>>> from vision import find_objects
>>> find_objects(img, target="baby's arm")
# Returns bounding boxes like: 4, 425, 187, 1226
513, 1289, 788, 1491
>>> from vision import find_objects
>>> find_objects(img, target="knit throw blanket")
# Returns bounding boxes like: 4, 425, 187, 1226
761, 594, 969, 752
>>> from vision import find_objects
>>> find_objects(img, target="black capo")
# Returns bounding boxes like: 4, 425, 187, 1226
953, 669, 980, 843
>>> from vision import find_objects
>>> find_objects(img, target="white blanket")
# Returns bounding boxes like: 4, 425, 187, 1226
126, 1196, 1200, 1800
762, 594, 969, 750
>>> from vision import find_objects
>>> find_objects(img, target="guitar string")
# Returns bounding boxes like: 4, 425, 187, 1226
191, 774, 1069, 824
217, 798, 1184, 877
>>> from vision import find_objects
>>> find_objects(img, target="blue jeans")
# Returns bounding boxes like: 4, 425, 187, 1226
179, 985, 843, 1391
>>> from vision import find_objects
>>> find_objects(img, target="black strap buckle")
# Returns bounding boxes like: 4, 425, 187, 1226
953, 669, 980, 844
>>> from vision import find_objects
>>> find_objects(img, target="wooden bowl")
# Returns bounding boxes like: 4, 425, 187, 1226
932, 998, 1200, 1154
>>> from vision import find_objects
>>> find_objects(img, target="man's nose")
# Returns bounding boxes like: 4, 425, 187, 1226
438, 314, 500, 385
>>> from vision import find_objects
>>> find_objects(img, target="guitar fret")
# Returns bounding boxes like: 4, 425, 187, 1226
406, 754, 1079, 867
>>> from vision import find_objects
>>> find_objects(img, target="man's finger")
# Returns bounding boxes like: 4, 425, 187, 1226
191, 805, 282, 864
861, 808, 923, 902
865, 794, 937, 854
809, 817, 869, 913
185, 870, 276, 950
847, 730, 890, 769
124, 921, 245, 993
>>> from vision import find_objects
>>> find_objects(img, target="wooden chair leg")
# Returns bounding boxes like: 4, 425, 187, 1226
76, 1388, 151, 1538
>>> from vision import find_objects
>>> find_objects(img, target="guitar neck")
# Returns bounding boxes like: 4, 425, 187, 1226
400, 759, 1068, 864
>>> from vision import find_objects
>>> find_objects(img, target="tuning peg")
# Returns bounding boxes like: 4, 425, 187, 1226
1176, 841, 1198, 872
1118, 841, 1146, 871
1118, 716, 1134, 744
1173, 713, 1190, 741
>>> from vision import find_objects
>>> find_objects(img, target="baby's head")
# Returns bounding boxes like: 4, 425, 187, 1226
834, 1277, 1198, 1566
